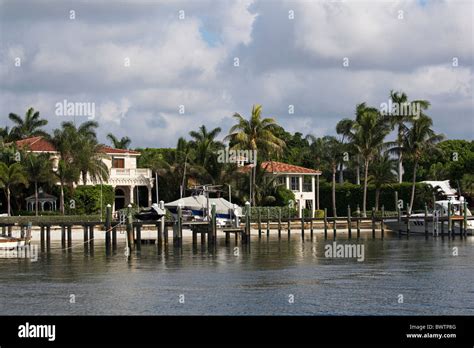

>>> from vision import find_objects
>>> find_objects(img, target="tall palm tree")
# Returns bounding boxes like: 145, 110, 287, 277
335, 118, 354, 183
52, 159, 80, 215
305, 135, 325, 210
0, 127, 12, 143
368, 152, 396, 211
8, 107, 48, 140
321, 136, 342, 217
147, 155, 171, 203
0, 162, 28, 215
106, 133, 132, 149
225, 105, 285, 205
24, 153, 52, 216
348, 103, 390, 217
189, 125, 223, 168
52, 121, 109, 185
396, 115, 444, 213
388, 91, 430, 183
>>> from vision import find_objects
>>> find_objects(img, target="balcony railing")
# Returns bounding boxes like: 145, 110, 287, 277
110, 168, 152, 178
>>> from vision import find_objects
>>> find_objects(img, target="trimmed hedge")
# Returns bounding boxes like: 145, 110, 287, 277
317, 182, 433, 216
65, 185, 114, 216
249, 206, 298, 221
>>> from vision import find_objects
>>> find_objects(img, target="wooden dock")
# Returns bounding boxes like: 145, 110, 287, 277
0, 202, 472, 255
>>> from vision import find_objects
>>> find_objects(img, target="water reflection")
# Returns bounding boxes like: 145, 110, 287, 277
0, 233, 473, 315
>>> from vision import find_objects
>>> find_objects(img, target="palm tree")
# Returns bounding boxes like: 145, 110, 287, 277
388, 91, 430, 183
0, 162, 28, 215
225, 105, 285, 205
24, 153, 52, 216
335, 118, 354, 183
189, 125, 223, 168
396, 115, 444, 213
52, 121, 109, 185
147, 155, 171, 203
321, 136, 342, 217
107, 133, 132, 149
0, 127, 12, 143
8, 107, 48, 140
52, 159, 80, 214
368, 152, 396, 211
305, 135, 325, 210
348, 103, 390, 217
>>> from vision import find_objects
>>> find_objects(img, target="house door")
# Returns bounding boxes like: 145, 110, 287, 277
115, 188, 125, 210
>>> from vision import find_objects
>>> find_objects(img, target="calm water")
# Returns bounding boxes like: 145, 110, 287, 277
1, 233, 473, 315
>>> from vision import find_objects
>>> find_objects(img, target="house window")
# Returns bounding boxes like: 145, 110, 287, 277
112, 158, 125, 168
275, 176, 285, 186
290, 176, 300, 191
303, 176, 312, 192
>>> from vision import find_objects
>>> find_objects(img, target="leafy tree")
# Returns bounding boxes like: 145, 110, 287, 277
368, 152, 396, 211
52, 159, 80, 214
189, 125, 224, 181
321, 136, 343, 217
0, 127, 12, 143
52, 121, 109, 185
336, 118, 354, 183
387, 91, 430, 183
24, 153, 53, 216
8, 107, 48, 140
305, 135, 327, 210
106, 133, 131, 149
396, 115, 444, 213
348, 103, 390, 216
0, 162, 28, 215
225, 105, 285, 205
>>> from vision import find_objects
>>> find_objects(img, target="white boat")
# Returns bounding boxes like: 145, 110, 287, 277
384, 181, 474, 235
165, 185, 242, 227
0, 236, 29, 249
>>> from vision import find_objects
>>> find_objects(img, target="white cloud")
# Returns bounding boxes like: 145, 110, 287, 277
0, 0, 472, 147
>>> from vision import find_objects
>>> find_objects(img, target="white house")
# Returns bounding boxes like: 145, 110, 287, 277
244, 160, 322, 217
15, 136, 153, 211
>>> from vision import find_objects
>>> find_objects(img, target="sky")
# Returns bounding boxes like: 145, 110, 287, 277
0, 0, 473, 148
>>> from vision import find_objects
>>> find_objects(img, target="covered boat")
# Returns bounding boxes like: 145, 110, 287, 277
134, 203, 166, 221
165, 195, 242, 226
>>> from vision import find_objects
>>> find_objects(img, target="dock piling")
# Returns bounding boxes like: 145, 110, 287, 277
105, 204, 112, 251
371, 208, 376, 239
381, 205, 384, 240
347, 206, 352, 239
126, 204, 134, 251
324, 208, 328, 239
278, 208, 282, 239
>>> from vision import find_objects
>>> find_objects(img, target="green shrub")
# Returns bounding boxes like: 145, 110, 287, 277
314, 209, 325, 218
65, 185, 114, 216
318, 182, 432, 216
250, 206, 298, 221
274, 186, 295, 206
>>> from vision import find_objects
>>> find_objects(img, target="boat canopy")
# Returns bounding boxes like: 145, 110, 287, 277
422, 180, 457, 197
165, 195, 242, 216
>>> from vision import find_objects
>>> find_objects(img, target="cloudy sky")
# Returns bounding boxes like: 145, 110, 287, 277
0, 0, 472, 148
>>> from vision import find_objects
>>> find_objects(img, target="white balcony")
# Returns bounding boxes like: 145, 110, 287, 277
110, 168, 152, 178
105, 168, 153, 186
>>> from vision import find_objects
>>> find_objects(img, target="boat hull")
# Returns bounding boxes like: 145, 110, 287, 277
384, 219, 473, 235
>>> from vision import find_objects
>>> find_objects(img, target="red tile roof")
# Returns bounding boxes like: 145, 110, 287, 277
242, 161, 321, 174
15, 136, 56, 152
98, 145, 140, 155
14, 136, 140, 155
